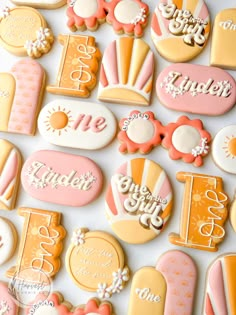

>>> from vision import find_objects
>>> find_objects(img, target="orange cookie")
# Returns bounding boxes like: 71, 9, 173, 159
47, 35, 101, 98
0, 6, 53, 58
10, 0, 66, 9
6, 207, 66, 280
66, 228, 129, 298
169, 172, 229, 252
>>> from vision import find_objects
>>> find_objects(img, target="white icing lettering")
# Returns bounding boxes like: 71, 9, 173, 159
219, 20, 236, 30
135, 288, 161, 303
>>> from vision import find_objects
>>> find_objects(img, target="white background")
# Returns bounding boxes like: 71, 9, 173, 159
0, 0, 236, 314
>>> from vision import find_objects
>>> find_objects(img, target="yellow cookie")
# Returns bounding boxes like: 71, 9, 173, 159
0, 6, 53, 58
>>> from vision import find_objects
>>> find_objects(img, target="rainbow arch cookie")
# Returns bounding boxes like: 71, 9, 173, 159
151, 0, 210, 62
105, 158, 173, 244
98, 37, 154, 106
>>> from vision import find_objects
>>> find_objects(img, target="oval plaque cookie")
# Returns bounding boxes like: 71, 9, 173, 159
66, 228, 130, 298
38, 100, 116, 150
21, 150, 103, 206
156, 64, 236, 116
105, 158, 173, 244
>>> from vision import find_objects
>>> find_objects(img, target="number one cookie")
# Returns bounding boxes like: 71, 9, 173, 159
169, 172, 229, 252
47, 35, 101, 98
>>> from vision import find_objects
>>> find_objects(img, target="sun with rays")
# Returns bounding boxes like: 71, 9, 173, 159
222, 134, 236, 159
44, 105, 73, 136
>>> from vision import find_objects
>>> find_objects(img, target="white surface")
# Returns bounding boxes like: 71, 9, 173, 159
0, 1, 236, 314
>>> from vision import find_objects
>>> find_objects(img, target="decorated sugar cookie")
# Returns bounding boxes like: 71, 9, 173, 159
211, 9, 236, 69
161, 116, 211, 167
151, 0, 210, 62
0, 139, 21, 210
47, 35, 101, 98
0, 282, 18, 315
230, 194, 236, 233
66, 228, 129, 298
204, 254, 236, 314
67, 0, 107, 31
105, 0, 149, 37
105, 158, 173, 244
0, 217, 17, 266
118, 110, 164, 154
169, 172, 229, 252
98, 37, 154, 106
0, 6, 53, 58
156, 250, 197, 315
10, 0, 66, 9
212, 125, 236, 174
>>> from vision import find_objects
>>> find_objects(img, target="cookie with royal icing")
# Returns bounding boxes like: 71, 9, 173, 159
98, 37, 154, 106
0, 59, 45, 136
66, 228, 129, 299
161, 116, 211, 167
10, 0, 66, 9
151, 0, 210, 62
67, 0, 107, 31
105, 0, 149, 37
118, 110, 164, 154
47, 35, 101, 98
0, 282, 18, 315
0, 217, 17, 266
0, 139, 21, 210
169, 172, 229, 252
230, 194, 236, 233
105, 158, 173, 244
212, 125, 236, 174
204, 254, 236, 314
211, 9, 236, 70
156, 63, 236, 116
0, 6, 53, 58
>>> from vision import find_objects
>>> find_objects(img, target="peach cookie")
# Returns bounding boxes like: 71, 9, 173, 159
0, 282, 18, 315
10, 0, 66, 9
0, 217, 17, 266
0, 139, 21, 210
0, 6, 53, 58
66, 228, 129, 298
212, 125, 236, 174
98, 37, 154, 106
105, 158, 173, 244
128, 267, 166, 315
105, 0, 149, 37
6, 207, 66, 279
151, 0, 210, 62
47, 35, 101, 98
118, 110, 163, 154
156, 250, 197, 315
211, 9, 236, 70
230, 194, 236, 232
67, 0, 106, 31
162, 116, 211, 167
169, 172, 229, 252
204, 254, 236, 315
0, 59, 45, 135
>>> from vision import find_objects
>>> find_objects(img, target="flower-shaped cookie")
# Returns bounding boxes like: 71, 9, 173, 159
118, 110, 164, 154
162, 116, 211, 167
75, 298, 113, 315
105, 0, 149, 37
67, 0, 107, 31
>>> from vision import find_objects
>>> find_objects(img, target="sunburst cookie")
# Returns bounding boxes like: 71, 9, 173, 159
0, 6, 53, 58
105, 158, 173, 244
151, 0, 210, 62
105, 0, 149, 37
118, 110, 164, 154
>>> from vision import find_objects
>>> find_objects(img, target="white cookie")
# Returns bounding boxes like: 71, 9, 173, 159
0, 217, 17, 266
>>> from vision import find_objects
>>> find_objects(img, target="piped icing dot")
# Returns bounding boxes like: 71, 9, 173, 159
172, 125, 201, 153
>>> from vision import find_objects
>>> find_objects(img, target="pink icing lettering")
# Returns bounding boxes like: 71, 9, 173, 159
72, 114, 107, 132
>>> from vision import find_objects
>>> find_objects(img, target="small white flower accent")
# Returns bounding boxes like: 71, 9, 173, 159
71, 229, 85, 246
131, 8, 147, 25
24, 27, 53, 58
97, 283, 112, 299
191, 91, 198, 97
69, 0, 77, 7
0, 300, 10, 315
36, 27, 52, 40
192, 138, 209, 157
0, 7, 10, 20
122, 113, 149, 131
112, 267, 129, 283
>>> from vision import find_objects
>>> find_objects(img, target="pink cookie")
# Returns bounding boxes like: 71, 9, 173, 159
21, 150, 103, 207
156, 63, 236, 116
0, 282, 18, 315
162, 116, 211, 167
118, 110, 164, 154
156, 250, 197, 315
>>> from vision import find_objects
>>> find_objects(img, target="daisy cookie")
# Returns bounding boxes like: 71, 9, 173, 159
67, 0, 107, 31
151, 0, 210, 62
105, 158, 173, 244
0, 217, 17, 266
212, 125, 236, 174
105, 0, 149, 37
118, 110, 164, 154
66, 228, 129, 298
161, 116, 211, 167
0, 6, 53, 58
